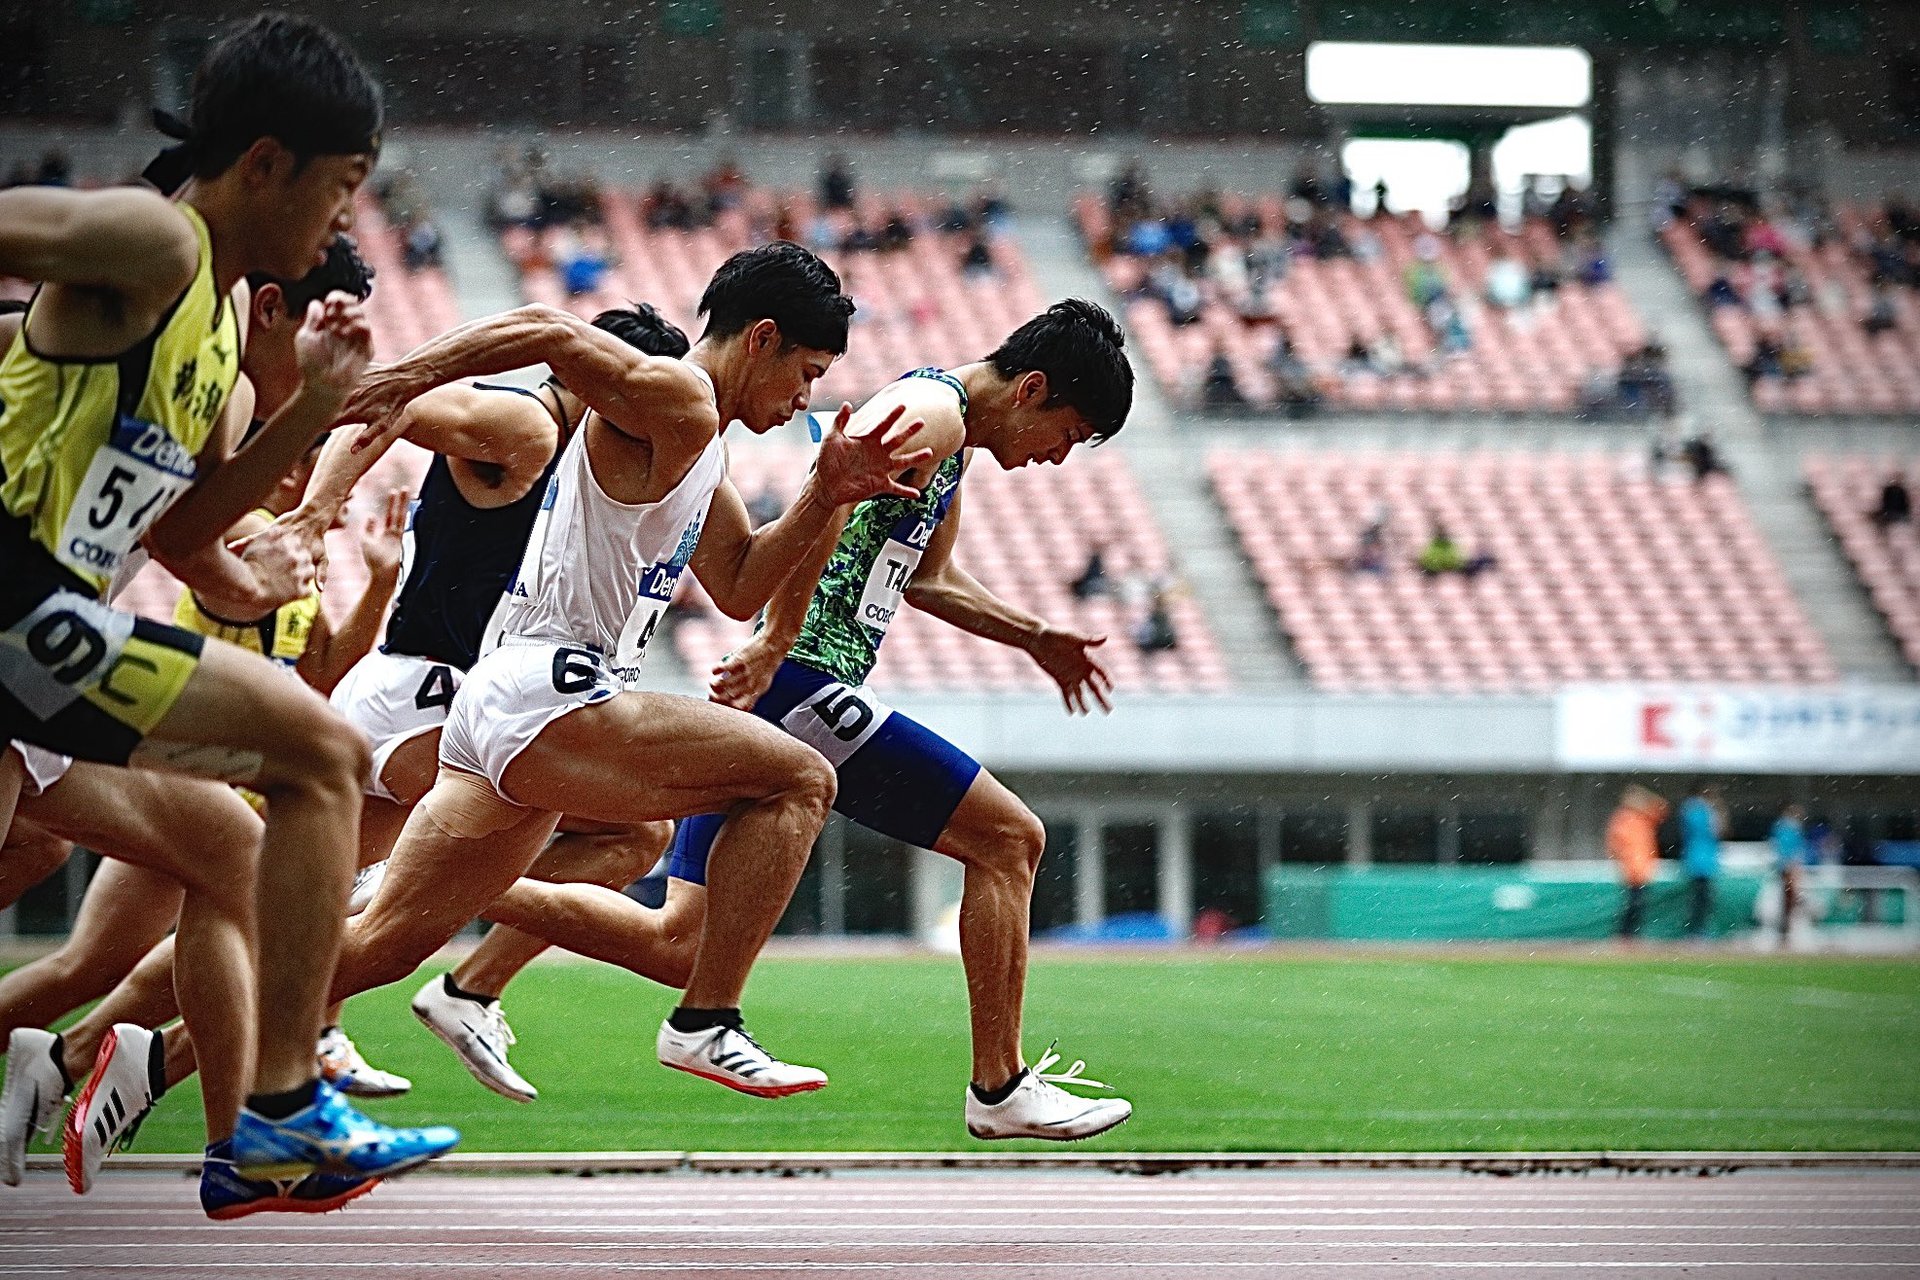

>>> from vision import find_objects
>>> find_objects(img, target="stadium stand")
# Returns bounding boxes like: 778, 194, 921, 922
1075, 194, 1648, 415
673, 444, 1231, 695
1805, 455, 1920, 674
350, 189, 464, 362
502, 184, 1045, 406
1660, 197, 1920, 415
1210, 450, 1837, 693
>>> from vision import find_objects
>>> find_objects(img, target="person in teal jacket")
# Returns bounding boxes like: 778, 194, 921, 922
1678, 787, 1725, 936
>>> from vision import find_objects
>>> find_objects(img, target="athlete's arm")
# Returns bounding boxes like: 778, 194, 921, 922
290, 382, 555, 535
906, 485, 1114, 715
148, 294, 369, 577
342, 304, 709, 454
297, 488, 407, 695
706, 506, 846, 710
0, 186, 196, 299
690, 402, 932, 621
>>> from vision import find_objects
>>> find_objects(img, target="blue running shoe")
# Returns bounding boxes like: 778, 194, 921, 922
199, 1139, 379, 1221
230, 1079, 459, 1181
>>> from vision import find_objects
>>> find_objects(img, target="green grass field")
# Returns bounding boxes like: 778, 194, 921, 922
66, 951, 1920, 1154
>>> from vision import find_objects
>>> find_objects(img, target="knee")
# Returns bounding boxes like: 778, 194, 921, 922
964, 804, 1046, 881
272, 701, 373, 800
588, 822, 674, 889
785, 751, 837, 822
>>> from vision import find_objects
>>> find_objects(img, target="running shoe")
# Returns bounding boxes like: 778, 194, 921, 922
346, 860, 387, 915
230, 1078, 459, 1181
200, 1137, 379, 1221
317, 1026, 413, 1099
0, 1028, 69, 1186
656, 1019, 827, 1098
410, 976, 537, 1103
63, 1024, 160, 1194
964, 1045, 1132, 1142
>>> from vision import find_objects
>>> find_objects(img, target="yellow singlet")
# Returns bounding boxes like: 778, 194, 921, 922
172, 511, 323, 673
0, 203, 240, 596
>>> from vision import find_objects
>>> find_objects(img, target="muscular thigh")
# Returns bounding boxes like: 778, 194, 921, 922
502, 690, 827, 825
139, 635, 357, 787
18, 760, 261, 880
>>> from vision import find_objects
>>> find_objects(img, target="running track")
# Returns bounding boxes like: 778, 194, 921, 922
3, 1170, 1918, 1278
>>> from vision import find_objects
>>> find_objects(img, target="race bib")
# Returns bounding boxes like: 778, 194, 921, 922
856, 535, 926, 636
779, 680, 892, 768
56, 414, 198, 581
611, 561, 684, 686
0, 590, 137, 720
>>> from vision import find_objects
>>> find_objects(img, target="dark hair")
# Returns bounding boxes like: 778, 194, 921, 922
987, 299, 1134, 441
247, 233, 375, 314
592, 303, 690, 359
186, 14, 382, 179
697, 241, 854, 355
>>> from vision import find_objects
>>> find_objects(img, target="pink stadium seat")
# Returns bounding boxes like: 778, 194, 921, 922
1209, 449, 1838, 693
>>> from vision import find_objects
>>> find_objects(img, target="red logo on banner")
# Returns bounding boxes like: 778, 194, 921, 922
1640, 701, 1674, 749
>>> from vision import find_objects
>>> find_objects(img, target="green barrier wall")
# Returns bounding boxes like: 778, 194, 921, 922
1263, 867, 1767, 941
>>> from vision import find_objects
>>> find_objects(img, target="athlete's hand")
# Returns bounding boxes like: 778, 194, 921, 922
1026, 624, 1114, 716
814, 402, 935, 506
215, 518, 319, 616
295, 292, 374, 406
709, 636, 786, 711
337, 361, 422, 455
359, 487, 409, 584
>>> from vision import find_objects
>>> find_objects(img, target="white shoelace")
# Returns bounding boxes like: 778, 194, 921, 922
1031, 1044, 1112, 1091
478, 1004, 518, 1050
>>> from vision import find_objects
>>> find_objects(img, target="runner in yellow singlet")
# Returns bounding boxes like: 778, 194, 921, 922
0, 14, 457, 1202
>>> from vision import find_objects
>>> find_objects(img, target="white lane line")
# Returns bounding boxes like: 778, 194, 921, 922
7, 1222, 1918, 1236
11, 1262, 1920, 1272
7, 1241, 1919, 1253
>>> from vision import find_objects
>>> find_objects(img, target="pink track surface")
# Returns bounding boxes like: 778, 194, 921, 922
3, 1171, 1919, 1278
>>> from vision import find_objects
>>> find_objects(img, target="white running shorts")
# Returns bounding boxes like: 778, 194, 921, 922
330, 650, 464, 801
439, 638, 618, 803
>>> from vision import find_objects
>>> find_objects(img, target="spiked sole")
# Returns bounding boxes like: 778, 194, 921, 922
205, 1177, 380, 1222
662, 1060, 828, 1099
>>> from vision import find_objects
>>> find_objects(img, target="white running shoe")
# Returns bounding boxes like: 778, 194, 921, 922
63, 1024, 158, 1194
410, 977, 536, 1103
965, 1046, 1132, 1142
346, 861, 387, 915
316, 1026, 413, 1099
0, 1028, 69, 1186
656, 1020, 827, 1098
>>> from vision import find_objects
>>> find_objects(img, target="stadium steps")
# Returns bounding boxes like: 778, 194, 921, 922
1608, 229, 1910, 682
1018, 218, 1302, 689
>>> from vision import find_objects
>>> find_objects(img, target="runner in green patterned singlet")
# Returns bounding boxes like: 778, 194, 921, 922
682, 301, 1142, 1141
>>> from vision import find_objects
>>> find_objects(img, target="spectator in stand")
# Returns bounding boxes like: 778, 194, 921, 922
820, 153, 856, 210
1369, 176, 1390, 217
1351, 504, 1391, 574
1417, 522, 1496, 578
1428, 295, 1472, 355
1779, 325, 1814, 379
1571, 231, 1611, 285
879, 209, 914, 252
1108, 159, 1150, 223
557, 227, 613, 298
845, 219, 882, 253
1070, 544, 1111, 600
1607, 785, 1669, 939
1704, 272, 1743, 309
701, 153, 748, 215
1863, 285, 1898, 336
1405, 236, 1448, 309
1682, 432, 1727, 482
401, 214, 442, 272
1771, 802, 1811, 946
1871, 472, 1912, 530
1743, 331, 1785, 382
959, 232, 995, 279
1678, 786, 1725, 937
1148, 256, 1202, 326
1133, 585, 1180, 653
1266, 331, 1320, 416
1200, 351, 1246, 409
1617, 343, 1678, 417
1485, 253, 1532, 311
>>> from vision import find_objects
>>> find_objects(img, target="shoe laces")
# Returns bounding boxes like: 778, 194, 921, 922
477, 1003, 517, 1050
709, 1024, 771, 1065
1031, 1041, 1111, 1092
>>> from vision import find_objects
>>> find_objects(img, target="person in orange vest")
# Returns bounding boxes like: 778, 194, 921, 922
1607, 785, 1669, 939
